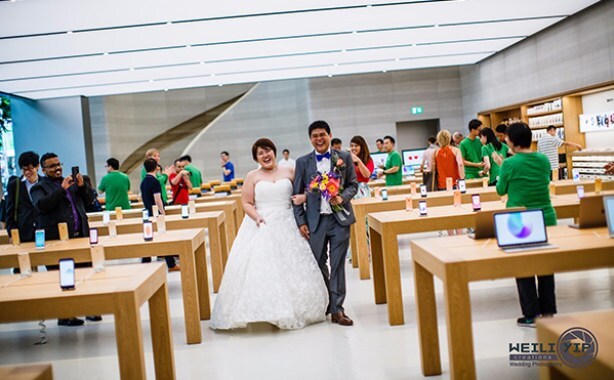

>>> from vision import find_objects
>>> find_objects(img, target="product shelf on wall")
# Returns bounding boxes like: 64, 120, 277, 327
571, 149, 614, 181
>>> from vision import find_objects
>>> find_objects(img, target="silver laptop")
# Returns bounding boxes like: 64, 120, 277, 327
494, 209, 557, 253
469, 207, 525, 239
604, 195, 614, 238
569, 195, 606, 229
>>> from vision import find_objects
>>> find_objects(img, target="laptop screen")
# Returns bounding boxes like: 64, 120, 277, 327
494, 209, 548, 248
604, 195, 614, 237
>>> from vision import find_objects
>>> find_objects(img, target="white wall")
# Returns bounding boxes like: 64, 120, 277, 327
582, 89, 614, 149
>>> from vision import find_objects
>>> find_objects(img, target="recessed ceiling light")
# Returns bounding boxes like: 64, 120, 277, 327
149, 79, 154, 83
218, 84, 223, 87
164, 89, 169, 92
383, 70, 387, 73
66, 31, 73, 34
186, 45, 192, 48
395, 58, 400, 62
102, 52, 109, 56
352, 31, 358, 35
341, 49, 347, 53
167, 21, 173, 25
334, 63, 339, 67
200, 61, 205, 65
129, 68, 135, 71
434, 24, 439, 28
328, 74, 333, 77
210, 74, 216, 77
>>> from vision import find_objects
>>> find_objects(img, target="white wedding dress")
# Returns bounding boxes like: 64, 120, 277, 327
210, 178, 328, 330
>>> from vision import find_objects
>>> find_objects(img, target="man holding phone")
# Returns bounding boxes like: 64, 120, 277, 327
30, 153, 101, 326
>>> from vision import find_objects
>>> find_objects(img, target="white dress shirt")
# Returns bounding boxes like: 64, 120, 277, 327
278, 158, 295, 169
316, 149, 333, 214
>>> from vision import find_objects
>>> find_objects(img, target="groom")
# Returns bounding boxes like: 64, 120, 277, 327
293, 120, 358, 326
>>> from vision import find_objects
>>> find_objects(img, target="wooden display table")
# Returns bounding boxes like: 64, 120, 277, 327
537, 309, 614, 379
87, 200, 239, 242
351, 179, 612, 280
351, 186, 502, 279
89, 212, 228, 293
0, 263, 175, 380
409, 226, 614, 379
368, 193, 587, 326
0, 229, 208, 345
196, 193, 244, 220
368, 176, 422, 188
0, 364, 53, 380
0, 230, 8, 245
376, 178, 484, 196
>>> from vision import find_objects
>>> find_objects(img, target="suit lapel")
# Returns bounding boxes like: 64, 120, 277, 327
309, 151, 318, 176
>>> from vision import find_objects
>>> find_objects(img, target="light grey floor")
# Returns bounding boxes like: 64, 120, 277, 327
1, 221, 612, 379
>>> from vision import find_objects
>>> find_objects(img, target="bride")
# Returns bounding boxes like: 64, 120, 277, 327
210, 138, 328, 330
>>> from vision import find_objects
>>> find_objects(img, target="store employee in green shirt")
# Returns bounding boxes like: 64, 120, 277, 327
459, 119, 485, 179
496, 121, 557, 328
140, 148, 172, 205
180, 155, 202, 189
98, 158, 131, 210
378, 135, 403, 186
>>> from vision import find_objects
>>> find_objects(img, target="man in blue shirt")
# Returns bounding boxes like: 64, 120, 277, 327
220, 151, 235, 181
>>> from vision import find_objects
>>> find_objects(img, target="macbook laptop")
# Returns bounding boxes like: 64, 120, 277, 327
569, 195, 606, 229
469, 207, 525, 239
604, 195, 614, 238
494, 209, 557, 253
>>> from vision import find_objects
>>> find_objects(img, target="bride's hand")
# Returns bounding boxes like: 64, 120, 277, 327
291, 193, 307, 205
256, 215, 266, 227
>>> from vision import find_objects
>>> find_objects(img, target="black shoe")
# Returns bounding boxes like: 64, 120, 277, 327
58, 318, 85, 327
86, 315, 102, 322
516, 316, 536, 328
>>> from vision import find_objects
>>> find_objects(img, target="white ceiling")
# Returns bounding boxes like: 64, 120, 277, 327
0, 0, 601, 99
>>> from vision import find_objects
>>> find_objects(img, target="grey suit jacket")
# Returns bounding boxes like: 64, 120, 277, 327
293, 149, 358, 231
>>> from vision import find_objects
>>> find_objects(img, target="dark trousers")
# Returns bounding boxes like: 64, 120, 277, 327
515, 275, 557, 318
142, 256, 177, 268
423, 171, 433, 191
308, 214, 350, 315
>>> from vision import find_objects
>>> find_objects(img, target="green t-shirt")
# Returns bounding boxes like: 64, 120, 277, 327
141, 167, 169, 203
98, 171, 131, 210
185, 164, 202, 188
460, 137, 484, 179
481, 143, 509, 184
496, 152, 557, 226
385, 150, 403, 186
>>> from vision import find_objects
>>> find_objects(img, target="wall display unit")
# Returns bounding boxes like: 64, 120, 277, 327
571, 149, 614, 181
402, 149, 426, 170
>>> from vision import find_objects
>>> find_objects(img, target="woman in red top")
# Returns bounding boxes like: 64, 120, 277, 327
431, 130, 465, 191
350, 135, 374, 199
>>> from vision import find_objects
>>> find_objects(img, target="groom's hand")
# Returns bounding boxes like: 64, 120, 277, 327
299, 225, 310, 240
330, 195, 343, 206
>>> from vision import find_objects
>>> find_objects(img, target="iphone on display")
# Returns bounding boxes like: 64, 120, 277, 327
59, 258, 75, 291
143, 221, 154, 241
458, 179, 466, 194
472, 194, 481, 211
420, 184, 427, 198
89, 228, 98, 245
419, 201, 427, 216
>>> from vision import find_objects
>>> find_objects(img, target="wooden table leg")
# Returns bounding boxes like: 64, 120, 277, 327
179, 241, 202, 344
219, 220, 229, 269
115, 294, 146, 379
356, 206, 371, 280
413, 259, 442, 376
233, 208, 241, 234
224, 205, 236, 247
369, 225, 387, 304
194, 240, 211, 320
382, 228, 404, 326
207, 220, 224, 293
350, 223, 358, 268
443, 269, 476, 379
148, 282, 176, 379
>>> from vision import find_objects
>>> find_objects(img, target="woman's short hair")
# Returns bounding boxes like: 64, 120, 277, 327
251, 138, 277, 161
436, 130, 452, 148
506, 122, 532, 149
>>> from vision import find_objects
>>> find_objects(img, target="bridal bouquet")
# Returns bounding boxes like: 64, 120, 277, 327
309, 155, 346, 212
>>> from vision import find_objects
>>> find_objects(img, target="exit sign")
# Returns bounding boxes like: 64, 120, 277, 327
411, 106, 424, 115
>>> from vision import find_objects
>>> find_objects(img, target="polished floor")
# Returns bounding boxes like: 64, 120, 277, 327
1, 219, 612, 379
